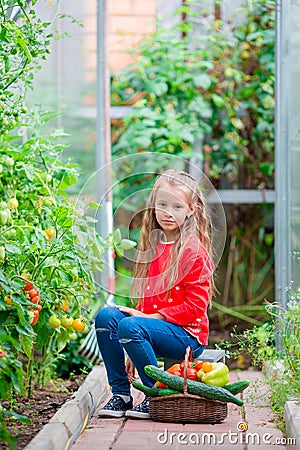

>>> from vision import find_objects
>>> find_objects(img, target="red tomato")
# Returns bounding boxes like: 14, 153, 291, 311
171, 370, 183, 377
30, 310, 39, 326
30, 295, 40, 304
186, 368, 198, 381
180, 360, 194, 376
29, 289, 38, 299
194, 360, 203, 371
24, 281, 33, 291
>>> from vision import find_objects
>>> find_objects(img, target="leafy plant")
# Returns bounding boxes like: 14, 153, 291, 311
0, 2, 135, 446
111, 0, 275, 189
110, 0, 275, 325
0, 403, 29, 450
222, 288, 300, 428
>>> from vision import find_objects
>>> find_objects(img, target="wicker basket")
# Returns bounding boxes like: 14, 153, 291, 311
149, 347, 228, 424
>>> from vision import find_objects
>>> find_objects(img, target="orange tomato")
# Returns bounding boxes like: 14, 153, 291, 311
202, 362, 214, 373
72, 318, 85, 332
44, 228, 56, 241
4, 296, 12, 306
166, 363, 181, 374
61, 299, 70, 312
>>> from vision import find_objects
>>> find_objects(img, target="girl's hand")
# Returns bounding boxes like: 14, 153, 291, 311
115, 305, 165, 320
115, 305, 146, 316
125, 356, 136, 383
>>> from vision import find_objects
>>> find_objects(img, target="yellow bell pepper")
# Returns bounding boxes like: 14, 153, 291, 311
196, 369, 205, 381
201, 362, 230, 387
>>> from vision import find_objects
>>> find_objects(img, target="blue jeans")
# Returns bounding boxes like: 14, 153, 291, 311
95, 306, 205, 396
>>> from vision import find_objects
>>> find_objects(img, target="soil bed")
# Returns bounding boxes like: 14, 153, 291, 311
1, 374, 86, 450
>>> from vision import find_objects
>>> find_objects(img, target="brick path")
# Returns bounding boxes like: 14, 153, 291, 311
72, 370, 287, 450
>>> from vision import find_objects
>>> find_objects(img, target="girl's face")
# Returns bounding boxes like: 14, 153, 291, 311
154, 184, 196, 241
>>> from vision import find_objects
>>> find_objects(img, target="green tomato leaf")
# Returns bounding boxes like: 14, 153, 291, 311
88, 202, 102, 209
0, 311, 10, 326
54, 205, 68, 220
17, 37, 32, 61
120, 239, 136, 250
5, 243, 22, 255
2, 408, 29, 423
112, 229, 122, 245
23, 164, 35, 181
35, 311, 53, 350
55, 328, 70, 353
56, 269, 73, 283
4, 55, 10, 72
20, 334, 34, 359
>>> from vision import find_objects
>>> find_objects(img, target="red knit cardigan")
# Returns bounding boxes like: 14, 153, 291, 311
136, 235, 214, 345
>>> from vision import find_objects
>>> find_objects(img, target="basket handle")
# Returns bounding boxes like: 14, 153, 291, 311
183, 346, 193, 395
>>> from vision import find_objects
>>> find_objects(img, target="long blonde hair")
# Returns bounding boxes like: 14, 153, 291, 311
130, 169, 213, 303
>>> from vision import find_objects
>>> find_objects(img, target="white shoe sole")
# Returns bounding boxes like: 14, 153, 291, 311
98, 409, 126, 418
125, 410, 150, 419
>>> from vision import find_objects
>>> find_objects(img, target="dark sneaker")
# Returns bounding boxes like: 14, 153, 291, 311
125, 397, 150, 419
98, 395, 133, 418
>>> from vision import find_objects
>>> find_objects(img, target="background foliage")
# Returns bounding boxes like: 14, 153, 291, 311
223, 271, 300, 429
110, 0, 275, 327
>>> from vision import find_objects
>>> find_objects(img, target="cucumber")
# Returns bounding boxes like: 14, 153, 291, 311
144, 365, 243, 406
132, 381, 180, 397
223, 380, 250, 395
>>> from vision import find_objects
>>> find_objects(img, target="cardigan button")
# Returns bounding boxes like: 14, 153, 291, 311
168, 298, 173, 303
146, 285, 150, 290
175, 286, 180, 290
153, 304, 158, 309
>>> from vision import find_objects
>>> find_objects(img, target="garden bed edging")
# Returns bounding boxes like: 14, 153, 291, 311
24, 364, 107, 450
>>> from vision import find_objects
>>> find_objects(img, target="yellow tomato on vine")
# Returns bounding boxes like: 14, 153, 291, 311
44, 228, 56, 241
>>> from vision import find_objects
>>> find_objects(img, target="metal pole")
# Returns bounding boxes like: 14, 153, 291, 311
96, 0, 115, 298
274, 0, 291, 310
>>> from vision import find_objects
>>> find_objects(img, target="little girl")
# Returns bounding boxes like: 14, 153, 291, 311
95, 169, 214, 419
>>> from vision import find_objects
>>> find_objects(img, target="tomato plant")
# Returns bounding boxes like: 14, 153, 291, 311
0, 1, 134, 445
